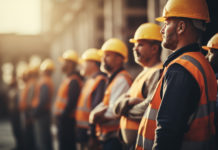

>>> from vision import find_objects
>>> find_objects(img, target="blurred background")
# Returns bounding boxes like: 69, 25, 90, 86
0, 0, 217, 149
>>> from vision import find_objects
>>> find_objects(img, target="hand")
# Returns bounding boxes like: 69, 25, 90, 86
89, 105, 108, 124
128, 97, 143, 106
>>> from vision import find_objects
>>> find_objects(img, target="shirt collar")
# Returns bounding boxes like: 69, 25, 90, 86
108, 67, 124, 84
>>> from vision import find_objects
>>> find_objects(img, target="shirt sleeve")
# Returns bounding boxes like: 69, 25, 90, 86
62, 79, 81, 118
104, 76, 130, 118
26, 84, 35, 108
91, 79, 106, 109
127, 69, 162, 120
33, 84, 49, 116
152, 64, 200, 150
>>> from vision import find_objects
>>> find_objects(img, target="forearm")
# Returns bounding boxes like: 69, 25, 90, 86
113, 94, 129, 116
127, 100, 149, 120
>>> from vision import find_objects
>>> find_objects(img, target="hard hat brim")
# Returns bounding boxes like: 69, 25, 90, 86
129, 39, 137, 43
156, 17, 166, 22
202, 46, 210, 51
58, 57, 78, 63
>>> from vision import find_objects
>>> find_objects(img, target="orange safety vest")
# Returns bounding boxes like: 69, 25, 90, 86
19, 78, 38, 111
135, 52, 217, 150
75, 74, 107, 129
54, 74, 83, 117
32, 75, 54, 110
120, 63, 162, 145
19, 82, 30, 111
96, 70, 132, 141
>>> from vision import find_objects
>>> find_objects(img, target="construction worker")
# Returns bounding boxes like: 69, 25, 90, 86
23, 63, 40, 150
203, 33, 218, 149
135, 0, 217, 150
8, 70, 24, 150
113, 23, 163, 150
54, 50, 83, 150
32, 59, 55, 150
89, 38, 132, 150
19, 67, 30, 112
75, 48, 107, 150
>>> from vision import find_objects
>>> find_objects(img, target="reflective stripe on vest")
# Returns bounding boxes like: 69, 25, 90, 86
135, 52, 217, 150
32, 76, 54, 109
54, 74, 83, 117
20, 79, 38, 111
75, 75, 106, 128
120, 63, 162, 145
96, 70, 132, 141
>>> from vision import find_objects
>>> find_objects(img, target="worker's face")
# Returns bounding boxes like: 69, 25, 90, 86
101, 51, 120, 73
206, 49, 218, 73
133, 40, 155, 66
61, 60, 76, 75
161, 18, 179, 51
80, 60, 96, 77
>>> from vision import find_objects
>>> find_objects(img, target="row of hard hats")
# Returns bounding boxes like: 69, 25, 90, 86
61, 22, 163, 64
20, 59, 55, 75
61, 0, 214, 63
23, 0, 216, 75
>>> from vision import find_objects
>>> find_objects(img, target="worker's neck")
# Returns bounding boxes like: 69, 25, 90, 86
107, 66, 122, 77
174, 34, 198, 52
88, 68, 99, 78
67, 70, 75, 77
143, 58, 161, 68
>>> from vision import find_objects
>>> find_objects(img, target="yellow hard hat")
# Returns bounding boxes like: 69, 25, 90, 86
202, 33, 218, 51
59, 50, 78, 63
28, 64, 40, 74
129, 23, 162, 43
156, 0, 210, 23
101, 38, 128, 62
40, 59, 55, 71
81, 48, 101, 62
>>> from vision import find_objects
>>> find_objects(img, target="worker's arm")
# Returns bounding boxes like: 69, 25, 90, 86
113, 69, 161, 120
89, 79, 106, 137
61, 79, 81, 118
91, 79, 106, 109
26, 84, 35, 109
152, 64, 200, 150
89, 102, 107, 124
90, 76, 130, 124
104, 76, 130, 119
32, 84, 49, 117
127, 69, 162, 120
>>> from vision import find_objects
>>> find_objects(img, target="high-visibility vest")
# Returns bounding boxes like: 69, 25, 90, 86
54, 74, 83, 117
31, 75, 54, 110
19, 79, 37, 111
96, 70, 132, 141
120, 63, 162, 145
19, 82, 30, 111
136, 52, 217, 150
75, 74, 107, 129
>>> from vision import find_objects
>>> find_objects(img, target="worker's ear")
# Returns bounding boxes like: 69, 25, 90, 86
177, 20, 186, 35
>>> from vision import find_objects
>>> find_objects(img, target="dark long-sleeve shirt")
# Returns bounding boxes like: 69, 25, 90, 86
32, 84, 50, 117
152, 43, 201, 150
91, 72, 107, 109
62, 74, 82, 118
